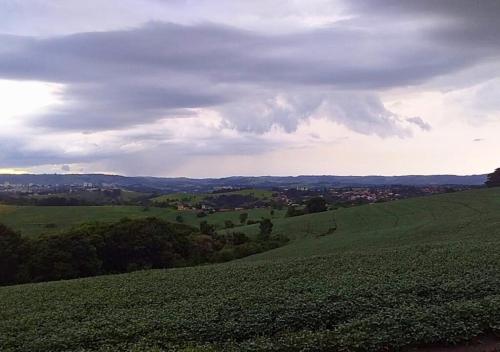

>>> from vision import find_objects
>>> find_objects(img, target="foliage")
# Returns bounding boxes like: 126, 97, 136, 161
258, 218, 273, 240
305, 196, 327, 213
285, 205, 306, 217
0, 242, 498, 352
1, 188, 500, 351
0, 205, 285, 237
199, 221, 216, 236
239, 212, 248, 224
486, 168, 500, 187
0, 217, 288, 286
0, 224, 23, 285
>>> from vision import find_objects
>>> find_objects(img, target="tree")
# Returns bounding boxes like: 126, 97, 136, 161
239, 212, 248, 224
259, 218, 273, 240
0, 224, 24, 285
486, 168, 500, 188
305, 197, 327, 213
175, 215, 184, 223
286, 205, 305, 217
224, 220, 235, 229
199, 221, 216, 236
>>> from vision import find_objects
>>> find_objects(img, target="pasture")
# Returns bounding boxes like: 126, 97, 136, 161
0, 205, 285, 236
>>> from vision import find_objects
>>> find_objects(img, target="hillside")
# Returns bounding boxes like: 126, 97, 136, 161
151, 188, 274, 204
0, 205, 284, 237
0, 173, 487, 193
0, 188, 499, 351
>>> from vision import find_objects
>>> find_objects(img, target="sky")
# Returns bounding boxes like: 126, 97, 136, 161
0, 0, 499, 177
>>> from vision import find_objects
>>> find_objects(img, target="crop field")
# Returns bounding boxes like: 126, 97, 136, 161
0, 188, 499, 351
0, 205, 285, 237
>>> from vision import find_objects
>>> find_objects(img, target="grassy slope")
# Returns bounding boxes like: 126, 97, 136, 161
0, 188, 499, 351
151, 188, 274, 203
0, 205, 284, 237
243, 187, 500, 259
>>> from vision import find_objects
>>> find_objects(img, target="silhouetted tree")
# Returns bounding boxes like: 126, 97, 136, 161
239, 213, 248, 224
259, 218, 273, 240
0, 224, 24, 285
199, 221, 216, 236
305, 197, 327, 213
486, 168, 500, 188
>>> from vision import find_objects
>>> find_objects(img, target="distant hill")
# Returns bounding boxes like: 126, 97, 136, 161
0, 173, 487, 192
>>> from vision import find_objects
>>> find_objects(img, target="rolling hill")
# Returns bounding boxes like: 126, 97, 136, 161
0, 205, 284, 237
0, 173, 487, 193
0, 188, 499, 351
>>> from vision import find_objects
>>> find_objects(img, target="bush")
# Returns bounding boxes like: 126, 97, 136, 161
259, 218, 274, 240
286, 206, 306, 217
305, 197, 327, 213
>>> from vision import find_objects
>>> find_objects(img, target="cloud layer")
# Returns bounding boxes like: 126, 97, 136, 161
0, 0, 499, 174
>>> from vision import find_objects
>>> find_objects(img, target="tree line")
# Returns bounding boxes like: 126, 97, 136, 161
0, 217, 286, 286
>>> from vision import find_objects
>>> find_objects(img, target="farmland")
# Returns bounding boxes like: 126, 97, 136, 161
0, 205, 285, 237
151, 188, 275, 204
0, 188, 499, 351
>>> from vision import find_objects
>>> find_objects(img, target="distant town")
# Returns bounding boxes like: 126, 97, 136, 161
0, 177, 478, 210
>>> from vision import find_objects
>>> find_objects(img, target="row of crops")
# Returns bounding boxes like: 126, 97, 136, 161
0, 188, 499, 351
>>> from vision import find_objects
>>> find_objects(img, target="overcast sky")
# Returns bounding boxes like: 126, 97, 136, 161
1, 0, 499, 177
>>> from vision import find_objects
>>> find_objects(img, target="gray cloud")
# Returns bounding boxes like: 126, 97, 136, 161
406, 117, 432, 132
1, 1, 500, 173
347, 0, 500, 48
1, 10, 498, 133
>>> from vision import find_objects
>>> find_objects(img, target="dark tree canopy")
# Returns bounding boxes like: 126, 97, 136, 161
0, 217, 288, 287
305, 197, 327, 213
0, 224, 23, 285
259, 218, 273, 240
239, 213, 248, 224
486, 168, 500, 188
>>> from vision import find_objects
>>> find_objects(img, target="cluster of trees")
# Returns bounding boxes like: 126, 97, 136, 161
286, 197, 328, 217
486, 168, 500, 188
0, 217, 287, 286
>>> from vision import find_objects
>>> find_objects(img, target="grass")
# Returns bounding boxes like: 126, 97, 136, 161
0, 188, 499, 351
151, 188, 275, 204
0, 205, 285, 237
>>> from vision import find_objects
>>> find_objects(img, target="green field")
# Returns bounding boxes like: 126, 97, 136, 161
151, 188, 275, 204
0, 205, 285, 237
0, 188, 499, 351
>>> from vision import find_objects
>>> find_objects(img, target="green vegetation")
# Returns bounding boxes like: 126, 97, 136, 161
0, 205, 285, 237
486, 168, 500, 188
0, 218, 287, 286
152, 188, 274, 204
0, 188, 499, 351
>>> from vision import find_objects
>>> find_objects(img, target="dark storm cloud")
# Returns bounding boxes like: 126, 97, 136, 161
1, 4, 499, 134
347, 0, 500, 47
